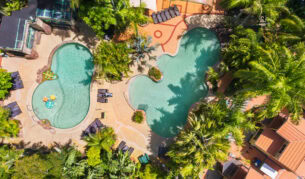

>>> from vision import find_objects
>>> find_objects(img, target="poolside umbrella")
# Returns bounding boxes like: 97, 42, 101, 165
50, 95, 56, 101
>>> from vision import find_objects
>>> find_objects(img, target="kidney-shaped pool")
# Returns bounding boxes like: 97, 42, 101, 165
32, 43, 93, 129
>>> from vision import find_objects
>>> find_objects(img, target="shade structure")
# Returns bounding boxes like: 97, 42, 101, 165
129, 0, 157, 11
187, 0, 213, 6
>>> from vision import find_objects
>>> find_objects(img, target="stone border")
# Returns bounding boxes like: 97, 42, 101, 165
26, 41, 97, 133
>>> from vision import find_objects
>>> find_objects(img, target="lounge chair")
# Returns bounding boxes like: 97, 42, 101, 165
160, 11, 167, 21
128, 147, 134, 156
82, 119, 104, 137
168, 8, 176, 18
97, 97, 108, 103
97, 93, 107, 98
117, 141, 126, 151
156, 12, 163, 23
98, 89, 108, 93
94, 118, 104, 128
173, 5, 180, 16
105, 93, 112, 97
164, 10, 171, 20
122, 145, 129, 153
4, 102, 22, 117
151, 12, 159, 24
10, 71, 24, 90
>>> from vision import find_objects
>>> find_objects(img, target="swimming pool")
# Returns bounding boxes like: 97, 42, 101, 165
129, 28, 220, 137
32, 43, 93, 129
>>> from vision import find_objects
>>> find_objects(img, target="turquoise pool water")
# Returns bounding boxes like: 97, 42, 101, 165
129, 28, 220, 137
32, 43, 93, 129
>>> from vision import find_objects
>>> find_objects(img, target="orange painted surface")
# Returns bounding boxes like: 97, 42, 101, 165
139, 0, 224, 55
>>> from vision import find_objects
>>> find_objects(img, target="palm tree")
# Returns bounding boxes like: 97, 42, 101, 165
234, 44, 305, 123
167, 114, 231, 177
84, 127, 116, 153
278, 14, 305, 46
220, 0, 288, 25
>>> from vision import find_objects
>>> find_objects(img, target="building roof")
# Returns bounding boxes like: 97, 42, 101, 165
277, 120, 305, 142
245, 168, 265, 179
0, 16, 27, 50
255, 128, 286, 156
11, 0, 37, 19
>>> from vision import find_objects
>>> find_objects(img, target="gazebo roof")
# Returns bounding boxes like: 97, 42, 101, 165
129, 0, 157, 11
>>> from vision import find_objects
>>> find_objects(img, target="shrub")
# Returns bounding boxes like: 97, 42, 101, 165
0, 69, 12, 100
132, 111, 144, 123
148, 67, 161, 81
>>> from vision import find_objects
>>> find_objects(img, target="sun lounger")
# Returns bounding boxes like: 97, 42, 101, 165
117, 141, 126, 151
138, 154, 150, 164
97, 97, 108, 103
98, 89, 108, 93
10, 71, 24, 90
151, 12, 158, 24
164, 10, 171, 20
128, 147, 134, 155
4, 102, 22, 118
168, 8, 176, 18
105, 93, 112, 97
97, 93, 107, 98
173, 5, 180, 16
122, 145, 129, 153
94, 118, 103, 128
82, 119, 105, 137
156, 12, 163, 23
101, 112, 105, 119
160, 11, 167, 21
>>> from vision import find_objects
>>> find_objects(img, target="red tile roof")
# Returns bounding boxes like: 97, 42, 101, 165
245, 168, 265, 179
255, 128, 286, 156
277, 120, 305, 142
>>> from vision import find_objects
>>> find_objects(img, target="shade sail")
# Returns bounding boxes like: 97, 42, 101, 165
129, 0, 157, 11
188, 0, 213, 6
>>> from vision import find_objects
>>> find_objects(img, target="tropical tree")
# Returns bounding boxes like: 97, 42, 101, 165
93, 41, 133, 81
278, 14, 305, 46
0, 107, 20, 138
63, 148, 88, 178
1, 0, 27, 15
220, 0, 288, 25
221, 26, 262, 73
234, 44, 305, 123
0, 69, 12, 100
167, 114, 231, 177
0, 145, 23, 178
70, 0, 80, 9
79, 0, 148, 38
84, 127, 116, 153
12, 152, 64, 179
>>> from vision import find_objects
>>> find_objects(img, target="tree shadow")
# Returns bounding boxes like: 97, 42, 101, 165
72, 20, 99, 49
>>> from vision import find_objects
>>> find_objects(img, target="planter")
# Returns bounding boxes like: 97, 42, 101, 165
132, 110, 146, 124
148, 67, 163, 82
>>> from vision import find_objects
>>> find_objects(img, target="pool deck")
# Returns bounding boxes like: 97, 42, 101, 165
2, 0, 226, 161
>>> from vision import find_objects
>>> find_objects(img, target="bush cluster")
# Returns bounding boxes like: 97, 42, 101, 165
148, 67, 162, 81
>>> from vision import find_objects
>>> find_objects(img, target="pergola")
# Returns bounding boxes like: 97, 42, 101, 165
129, 0, 157, 11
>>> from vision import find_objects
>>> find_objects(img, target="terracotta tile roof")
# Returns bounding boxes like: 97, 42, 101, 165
231, 165, 248, 179
255, 128, 286, 156
277, 169, 298, 179
278, 141, 305, 172
245, 168, 265, 179
277, 120, 305, 142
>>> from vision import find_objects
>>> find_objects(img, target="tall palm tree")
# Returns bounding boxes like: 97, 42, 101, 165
234, 44, 305, 123
167, 114, 231, 177
84, 127, 116, 153
278, 14, 305, 46
220, 0, 288, 25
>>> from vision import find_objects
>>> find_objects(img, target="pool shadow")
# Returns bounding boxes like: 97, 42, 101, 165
73, 43, 94, 86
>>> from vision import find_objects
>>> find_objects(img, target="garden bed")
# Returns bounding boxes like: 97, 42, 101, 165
148, 67, 163, 82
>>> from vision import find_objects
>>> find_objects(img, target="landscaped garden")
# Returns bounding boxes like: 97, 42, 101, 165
0, 0, 305, 178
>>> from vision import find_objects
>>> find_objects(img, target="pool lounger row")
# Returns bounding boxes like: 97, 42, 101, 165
98, 89, 108, 93
152, 5, 180, 24
117, 141, 134, 156
82, 118, 104, 137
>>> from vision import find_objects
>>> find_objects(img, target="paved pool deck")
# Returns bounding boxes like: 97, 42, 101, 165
1, 0, 226, 161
